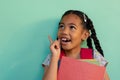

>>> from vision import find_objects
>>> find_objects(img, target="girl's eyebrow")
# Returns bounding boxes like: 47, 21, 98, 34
59, 22, 78, 28
68, 23, 76, 26
59, 22, 64, 25
68, 23, 78, 28
59, 22, 77, 26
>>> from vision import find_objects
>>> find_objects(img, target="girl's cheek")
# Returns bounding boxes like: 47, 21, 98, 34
58, 29, 62, 34
57, 31, 60, 38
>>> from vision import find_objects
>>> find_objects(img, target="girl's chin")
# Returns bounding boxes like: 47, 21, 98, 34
61, 46, 71, 51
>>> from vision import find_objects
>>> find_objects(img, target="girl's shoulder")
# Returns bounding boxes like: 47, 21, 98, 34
93, 50, 108, 67
42, 54, 51, 67
42, 49, 108, 67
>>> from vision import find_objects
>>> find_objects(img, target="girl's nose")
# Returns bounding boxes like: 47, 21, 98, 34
62, 27, 69, 35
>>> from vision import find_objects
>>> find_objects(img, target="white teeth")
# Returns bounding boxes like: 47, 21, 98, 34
61, 38, 67, 41
61, 38, 71, 42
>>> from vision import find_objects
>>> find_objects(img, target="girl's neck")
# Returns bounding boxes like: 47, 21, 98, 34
64, 46, 81, 59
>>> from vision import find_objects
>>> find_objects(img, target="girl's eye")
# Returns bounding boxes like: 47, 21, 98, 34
59, 25, 65, 29
70, 25, 76, 30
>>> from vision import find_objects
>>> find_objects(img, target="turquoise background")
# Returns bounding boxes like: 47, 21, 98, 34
0, 0, 120, 80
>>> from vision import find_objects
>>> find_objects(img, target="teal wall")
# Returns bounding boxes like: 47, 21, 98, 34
0, 0, 120, 80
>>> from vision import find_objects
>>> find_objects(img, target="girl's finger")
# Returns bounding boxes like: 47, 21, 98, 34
55, 39, 60, 49
48, 35, 53, 44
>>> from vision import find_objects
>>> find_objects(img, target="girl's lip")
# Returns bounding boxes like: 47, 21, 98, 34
60, 40, 71, 45
61, 37, 70, 39
59, 36, 71, 45
60, 37, 71, 41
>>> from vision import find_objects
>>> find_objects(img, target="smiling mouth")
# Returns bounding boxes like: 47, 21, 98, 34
61, 37, 71, 44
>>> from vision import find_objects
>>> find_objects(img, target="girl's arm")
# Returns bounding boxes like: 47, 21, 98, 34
42, 56, 59, 80
43, 37, 60, 80
104, 71, 110, 80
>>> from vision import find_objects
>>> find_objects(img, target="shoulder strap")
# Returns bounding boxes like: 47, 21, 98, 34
60, 50, 65, 59
60, 48, 93, 59
80, 48, 93, 59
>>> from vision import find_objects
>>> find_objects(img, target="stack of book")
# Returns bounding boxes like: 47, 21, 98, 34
58, 56, 105, 80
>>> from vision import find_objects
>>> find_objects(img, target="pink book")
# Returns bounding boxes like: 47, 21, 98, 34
58, 56, 106, 80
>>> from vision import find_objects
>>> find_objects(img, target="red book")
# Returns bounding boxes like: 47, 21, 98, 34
58, 56, 106, 80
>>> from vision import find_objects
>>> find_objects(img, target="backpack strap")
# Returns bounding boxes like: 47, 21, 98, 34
60, 50, 65, 59
80, 48, 93, 59
59, 48, 93, 59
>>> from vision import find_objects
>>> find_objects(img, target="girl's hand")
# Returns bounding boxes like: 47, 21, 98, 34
48, 36, 61, 61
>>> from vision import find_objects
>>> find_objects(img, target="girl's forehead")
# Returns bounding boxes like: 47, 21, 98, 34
60, 14, 82, 24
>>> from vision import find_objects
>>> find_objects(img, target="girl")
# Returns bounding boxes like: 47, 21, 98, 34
42, 10, 110, 80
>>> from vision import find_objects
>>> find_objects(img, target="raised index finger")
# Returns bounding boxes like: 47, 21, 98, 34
48, 35, 53, 44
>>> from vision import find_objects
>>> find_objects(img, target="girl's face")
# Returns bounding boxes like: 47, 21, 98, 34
58, 14, 89, 51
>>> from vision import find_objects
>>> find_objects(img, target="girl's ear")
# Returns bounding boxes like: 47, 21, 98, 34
81, 30, 90, 41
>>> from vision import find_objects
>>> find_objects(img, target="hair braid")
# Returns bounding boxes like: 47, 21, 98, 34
87, 36, 93, 49
86, 18, 104, 56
